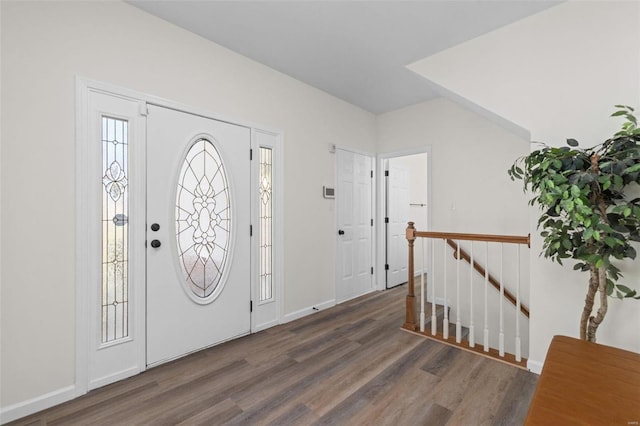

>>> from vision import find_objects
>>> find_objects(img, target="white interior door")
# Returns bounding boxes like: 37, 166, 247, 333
386, 160, 410, 288
146, 105, 251, 366
336, 149, 373, 302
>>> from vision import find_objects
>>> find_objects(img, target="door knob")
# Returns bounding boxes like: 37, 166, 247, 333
338, 230, 345, 235
150, 239, 161, 248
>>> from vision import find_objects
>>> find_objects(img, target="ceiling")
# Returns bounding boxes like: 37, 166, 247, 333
128, 1, 561, 114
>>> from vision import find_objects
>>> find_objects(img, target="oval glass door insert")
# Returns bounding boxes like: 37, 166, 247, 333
176, 138, 231, 299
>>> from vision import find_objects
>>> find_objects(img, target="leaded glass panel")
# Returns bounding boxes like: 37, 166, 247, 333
259, 147, 273, 301
101, 116, 129, 343
176, 139, 231, 299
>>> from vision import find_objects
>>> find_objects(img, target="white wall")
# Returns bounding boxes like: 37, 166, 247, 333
0, 1, 375, 410
409, 1, 640, 369
377, 97, 530, 235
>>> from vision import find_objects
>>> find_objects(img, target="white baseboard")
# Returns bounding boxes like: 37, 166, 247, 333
282, 299, 335, 323
0, 384, 77, 425
527, 359, 543, 375
253, 319, 280, 333
88, 366, 141, 391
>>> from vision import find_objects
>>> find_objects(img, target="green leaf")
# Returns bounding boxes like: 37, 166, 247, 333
606, 280, 614, 296
614, 175, 623, 188
604, 237, 617, 247
625, 246, 637, 259
566, 138, 579, 147
617, 284, 633, 293
624, 163, 640, 174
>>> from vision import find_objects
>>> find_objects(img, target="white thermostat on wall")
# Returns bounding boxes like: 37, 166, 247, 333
323, 186, 335, 199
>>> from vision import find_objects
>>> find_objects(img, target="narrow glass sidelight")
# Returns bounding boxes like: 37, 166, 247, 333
259, 147, 273, 301
176, 138, 231, 299
101, 116, 129, 343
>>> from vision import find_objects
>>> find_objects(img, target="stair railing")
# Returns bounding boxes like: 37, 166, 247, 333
403, 222, 530, 365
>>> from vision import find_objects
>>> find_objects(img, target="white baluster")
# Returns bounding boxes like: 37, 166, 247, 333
456, 243, 461, 343
469, 242, 475, 348
515, 245, 522, 362
443, 239, 449, 339
420, 238, 425, 332
483, 242, 489, 352
431, 238, 437, 336
499, 243, 505, 357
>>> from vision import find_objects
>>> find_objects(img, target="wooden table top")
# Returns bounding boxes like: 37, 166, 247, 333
525, 335, 640, 425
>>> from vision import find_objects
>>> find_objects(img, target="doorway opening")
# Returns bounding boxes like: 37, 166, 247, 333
379, 150, 430, 289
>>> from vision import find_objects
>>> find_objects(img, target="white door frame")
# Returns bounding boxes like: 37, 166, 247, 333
376, 147, 432, 291
75, 77, 284, 398
334, 146, 376, 303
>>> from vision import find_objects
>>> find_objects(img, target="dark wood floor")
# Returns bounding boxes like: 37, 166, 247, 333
12, 285, 538, 426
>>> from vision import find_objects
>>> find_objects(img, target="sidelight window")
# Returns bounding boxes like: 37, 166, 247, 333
259, 147, 273, 302
101, 116, 129, 343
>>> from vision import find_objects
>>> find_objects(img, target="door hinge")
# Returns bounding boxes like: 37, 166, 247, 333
385, 264, 389, 270
250, 224, 253, 236
139, 102, 148, 116
385, 217, 389, 223
250, 148, 253, 160
370, 218, 373, 226
250, 300, 253, 313
370, 170, 373, 178
385, 170, 389, 177
370, 266, 374, 275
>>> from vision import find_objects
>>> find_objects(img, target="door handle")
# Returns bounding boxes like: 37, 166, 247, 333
150, 239, 161, 248
338, 230, 345, 235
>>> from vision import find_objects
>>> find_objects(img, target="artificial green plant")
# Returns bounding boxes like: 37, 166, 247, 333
509, 106, 640, 342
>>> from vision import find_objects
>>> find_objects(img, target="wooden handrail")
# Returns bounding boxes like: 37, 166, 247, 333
403, 222, 530, 364
446, 239, 530, 318
413, 230, 530, 247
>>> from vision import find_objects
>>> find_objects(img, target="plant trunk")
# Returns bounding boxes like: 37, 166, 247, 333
587, 267, 608, 342
581, 154, 608, 341
581, 265, 600, 340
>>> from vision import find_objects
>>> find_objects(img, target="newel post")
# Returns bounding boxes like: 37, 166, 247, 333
403, 222, 417, 331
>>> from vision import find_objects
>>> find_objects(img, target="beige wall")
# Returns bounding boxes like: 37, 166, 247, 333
0, 1, 376, 409
410, 1, 640, 368
377, 97, 530, 236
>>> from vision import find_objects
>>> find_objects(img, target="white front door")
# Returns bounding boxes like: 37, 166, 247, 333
336, 149, 373, 302
386, 160, 410, 288
146, 105, 251, 366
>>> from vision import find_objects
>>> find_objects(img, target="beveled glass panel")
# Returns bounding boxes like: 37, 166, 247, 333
259, 147, 273, 301
176, 139, 231, 298
101, 116, 129, 343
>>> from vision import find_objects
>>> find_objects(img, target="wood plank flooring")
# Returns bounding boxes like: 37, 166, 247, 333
11, 285, 538, 426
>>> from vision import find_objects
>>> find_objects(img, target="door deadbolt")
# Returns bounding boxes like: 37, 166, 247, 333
150, 239, 161, 248
150, 223, 160, 231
